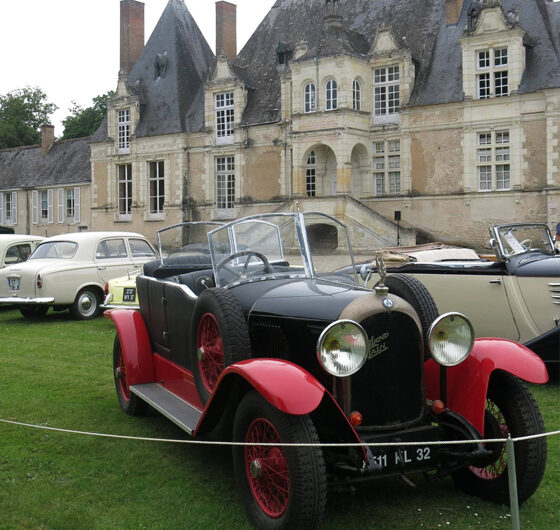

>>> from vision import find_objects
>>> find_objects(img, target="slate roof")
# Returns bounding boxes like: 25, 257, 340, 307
0, 137, 91, 191
235, 0, 560, 123
92, 0, 214, 141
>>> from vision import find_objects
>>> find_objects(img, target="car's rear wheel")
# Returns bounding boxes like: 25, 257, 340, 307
71, 287, 101, 320
191, 288, 250, 405
113, 334, 147, 416
19, 305, 49, 318
232, 391, 327, 529
384, 274, 439, 358
451, 371, 546, 505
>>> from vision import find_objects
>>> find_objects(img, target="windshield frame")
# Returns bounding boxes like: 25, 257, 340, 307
490, 223, 554, 261
208, 211, 357, 288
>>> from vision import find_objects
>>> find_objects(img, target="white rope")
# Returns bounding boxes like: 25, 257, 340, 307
1, 418, 558, 448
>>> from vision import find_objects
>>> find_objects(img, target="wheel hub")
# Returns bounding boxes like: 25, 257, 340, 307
197, 346, 205, 361
250, 459, 262, 479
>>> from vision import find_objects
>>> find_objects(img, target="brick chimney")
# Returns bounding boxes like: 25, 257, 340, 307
120, 0, 145, 73
216, 1, 237, 59
41, 124, 55, 155
446, 0, 463, 25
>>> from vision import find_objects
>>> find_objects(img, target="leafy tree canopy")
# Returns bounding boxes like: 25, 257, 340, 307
0, 87, 58, 150
61, 91, 114, 140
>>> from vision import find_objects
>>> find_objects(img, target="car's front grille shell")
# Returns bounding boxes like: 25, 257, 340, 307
351, 312, 425, 428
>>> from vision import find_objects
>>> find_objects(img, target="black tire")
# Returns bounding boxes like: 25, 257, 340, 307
70, 287, 102, 320
384, 274, 439, 358
232, 391, 327, 529
19, 305, 49, 318
113, 334, 148, 416
452, 371, 547, 505
190, 288, 251, 405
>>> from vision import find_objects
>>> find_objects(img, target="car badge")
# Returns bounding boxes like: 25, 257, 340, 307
383, 298, 394, 309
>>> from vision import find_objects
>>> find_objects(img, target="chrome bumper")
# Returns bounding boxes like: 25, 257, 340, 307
101, 293, 139, 311
0, 296, 55, 304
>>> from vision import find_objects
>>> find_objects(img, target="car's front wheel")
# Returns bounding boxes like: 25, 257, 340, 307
232, 391, 327, 529
70, 287, 101, 320
452, 371, 546, 505
19, 305, 49, 318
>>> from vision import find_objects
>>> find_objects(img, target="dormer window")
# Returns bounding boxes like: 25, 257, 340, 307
276, 42, 292, 66
118, 109, 131, 153
215, 92, 234, 144
477, 47, 508, 99
326, 80, 338, 111
304, 83, 317, 113
374, 66, 400, 116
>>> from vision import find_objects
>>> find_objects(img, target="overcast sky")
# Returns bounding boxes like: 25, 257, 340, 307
0, 0, 276, 133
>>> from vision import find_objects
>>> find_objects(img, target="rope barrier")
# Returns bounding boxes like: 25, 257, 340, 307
1, 418, 558, 447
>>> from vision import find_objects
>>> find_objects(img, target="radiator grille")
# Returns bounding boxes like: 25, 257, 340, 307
352, 312, 424, 427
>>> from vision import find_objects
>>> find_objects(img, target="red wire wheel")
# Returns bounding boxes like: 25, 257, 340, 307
112, 334, 147, 416
115, 342, 131, 402
196, 313, 225, 394
244, 418, 290, 518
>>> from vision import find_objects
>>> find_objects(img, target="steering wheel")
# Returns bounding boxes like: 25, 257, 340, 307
520, 239, 532, 250
216, 251, 272, 280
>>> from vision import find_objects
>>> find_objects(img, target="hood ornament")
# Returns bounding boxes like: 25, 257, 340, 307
374, 251, 389, 296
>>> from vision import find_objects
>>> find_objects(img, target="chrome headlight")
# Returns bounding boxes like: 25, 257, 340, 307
428, 313, 474, 367
317, 320, 368, 377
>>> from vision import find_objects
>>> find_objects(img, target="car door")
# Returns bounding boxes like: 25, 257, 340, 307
128, 237, 157, 268
95, 238, 136, 284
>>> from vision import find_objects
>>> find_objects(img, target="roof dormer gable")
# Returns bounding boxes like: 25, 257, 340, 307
468, 2, 518, 37
209, 55, 240, 84
369, 25, 402, 57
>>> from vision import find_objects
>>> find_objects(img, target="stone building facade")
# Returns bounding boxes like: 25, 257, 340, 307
86, 0, 560, 249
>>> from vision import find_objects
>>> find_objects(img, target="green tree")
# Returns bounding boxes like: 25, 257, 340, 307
0, 87, 58, 149
61, 91, 114, 140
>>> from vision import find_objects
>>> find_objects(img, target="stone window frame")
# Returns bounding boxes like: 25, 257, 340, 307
304, 82, 317, 113
306, 151, 316, 197
148, 161, 165, 215
476, 130, 511, 191
117, 109, 131, 153
352, 79, 362, 111
476, 46, 509, 99
373, 139, 401, 196
117, 164, 133, 219
374, 65, 400, 117
216, 156, 236, 210
215, 91, 235, 144
325, 79, 338, 111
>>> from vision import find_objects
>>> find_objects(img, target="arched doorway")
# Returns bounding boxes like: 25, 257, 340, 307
351, 143, 369, 197
303, 145, 337, 197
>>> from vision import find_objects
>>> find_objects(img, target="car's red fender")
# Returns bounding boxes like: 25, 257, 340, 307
424, 338, 548, 435
195, 358, 363, 454
105, 309, 156, 385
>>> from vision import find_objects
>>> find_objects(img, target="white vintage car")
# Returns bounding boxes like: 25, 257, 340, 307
0, 235, 45, 268
0, 232, 156, 319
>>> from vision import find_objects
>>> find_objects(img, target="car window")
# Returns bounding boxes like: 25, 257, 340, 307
129, 238, 156, 258
4, 244, 32, 264
96, 239, 128, 260
31, 241, 78, 259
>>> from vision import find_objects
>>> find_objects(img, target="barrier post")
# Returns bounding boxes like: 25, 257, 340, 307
506, 435, 521, 530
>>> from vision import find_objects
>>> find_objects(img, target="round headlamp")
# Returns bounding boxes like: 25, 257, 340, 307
317, 320, 368, 377
427, 313, 474, 367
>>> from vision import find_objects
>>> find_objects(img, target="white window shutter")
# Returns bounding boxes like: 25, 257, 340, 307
58, 188, 64, 223
0, 193, 4, 225
32, 190, 39, 224
11, 191, 17, 225
47, 189, 54, 224
74, 187, 81, 223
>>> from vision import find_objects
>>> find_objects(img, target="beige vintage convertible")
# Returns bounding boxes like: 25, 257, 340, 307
0, 231, 156, 319
359, 223, 559, 375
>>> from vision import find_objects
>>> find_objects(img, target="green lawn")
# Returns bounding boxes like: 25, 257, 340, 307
0, 308, 558, 529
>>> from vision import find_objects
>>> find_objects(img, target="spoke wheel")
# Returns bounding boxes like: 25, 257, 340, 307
233, 391, 327, 529
190, 288, 250, 405
197, 313, 224, 394
452, 371, 546, 505
113, 334, 147, 416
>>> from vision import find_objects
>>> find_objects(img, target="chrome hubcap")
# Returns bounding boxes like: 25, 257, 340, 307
250, 459, 262, 479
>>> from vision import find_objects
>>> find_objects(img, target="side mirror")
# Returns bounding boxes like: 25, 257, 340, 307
489, 238, 496, 249
360, 263, 372, 282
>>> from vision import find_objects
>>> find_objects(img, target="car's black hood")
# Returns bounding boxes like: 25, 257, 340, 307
230, 277, 370, 322
507, 253, 560, 277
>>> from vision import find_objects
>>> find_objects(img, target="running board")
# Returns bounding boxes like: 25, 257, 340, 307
130, 383, 202, 435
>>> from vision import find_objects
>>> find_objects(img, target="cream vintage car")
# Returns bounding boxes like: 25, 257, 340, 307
0, 234, 45, 268
0, 232, 156, 319
359, 223, 560, 375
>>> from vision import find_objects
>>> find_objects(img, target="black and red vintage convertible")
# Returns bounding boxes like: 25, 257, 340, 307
107, 213, 548, 529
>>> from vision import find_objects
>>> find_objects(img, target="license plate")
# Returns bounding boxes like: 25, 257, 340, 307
7, 278, 20, 292
123, 287, 136, 302
370, 445, 436, 470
